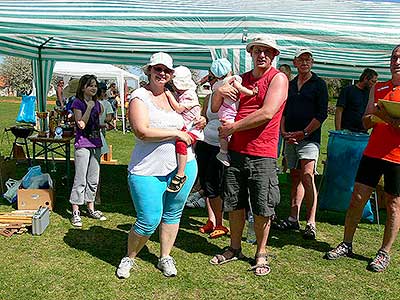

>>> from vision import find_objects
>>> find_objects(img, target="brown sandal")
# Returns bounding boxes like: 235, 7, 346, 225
248, 253, 271, 276
209, 246, 244, 265
167, 174, 187, 193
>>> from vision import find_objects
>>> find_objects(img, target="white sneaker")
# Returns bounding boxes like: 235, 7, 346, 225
71, 211, 82, 227
216, 152, 230, 167
157, 256, 177, 277
116, 257, 136, 279
185, 196, 206, 208
87, 209, 107, 221
187, 191, 202, 203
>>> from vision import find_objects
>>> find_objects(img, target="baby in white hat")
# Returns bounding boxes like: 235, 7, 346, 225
166, 66, 203, 193
211, 58, 258, 167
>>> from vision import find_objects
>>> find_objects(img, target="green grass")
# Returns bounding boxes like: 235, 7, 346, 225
0, 99, 399, 300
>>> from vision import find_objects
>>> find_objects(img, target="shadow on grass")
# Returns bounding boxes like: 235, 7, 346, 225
50, 163, 135, 220
173, 229, 222, 256
269, 229, 331, 252
63, 225, 159, 267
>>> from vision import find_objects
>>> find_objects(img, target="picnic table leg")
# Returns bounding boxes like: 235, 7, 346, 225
44, 142, 49, 172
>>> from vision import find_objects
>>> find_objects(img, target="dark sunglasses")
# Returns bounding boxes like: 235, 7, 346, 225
153, 66, 172, 74
207, 74, 216, 82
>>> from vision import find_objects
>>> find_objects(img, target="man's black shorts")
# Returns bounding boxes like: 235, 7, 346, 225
355, 155, 400, 196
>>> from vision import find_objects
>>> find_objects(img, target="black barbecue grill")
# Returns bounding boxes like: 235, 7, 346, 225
10, 125, 34, 138
5, 124, 34, 164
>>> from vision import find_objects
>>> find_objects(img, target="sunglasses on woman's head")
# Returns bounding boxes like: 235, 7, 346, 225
153, 66, 172, 74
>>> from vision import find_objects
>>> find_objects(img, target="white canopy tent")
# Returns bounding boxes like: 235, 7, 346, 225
53, 62, 139, 132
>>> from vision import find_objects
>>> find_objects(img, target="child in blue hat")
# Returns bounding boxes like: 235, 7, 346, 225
211, 58, 258, 166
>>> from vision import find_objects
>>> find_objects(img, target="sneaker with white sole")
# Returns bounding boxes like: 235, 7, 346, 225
71, 211, 82, 227
87, 209, 107, 221
216, 152, 230, 167
116, 256, 136, 279
325, 242, 353, 260
303, 223, 317, 240
185, 196, 206, 208
368, 249, 390, 272
157, 256, 177, 277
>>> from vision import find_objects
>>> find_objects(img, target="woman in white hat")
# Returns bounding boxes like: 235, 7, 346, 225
116, 52, 204, 279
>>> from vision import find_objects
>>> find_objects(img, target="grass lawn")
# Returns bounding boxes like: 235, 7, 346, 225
0, 99, 399, 300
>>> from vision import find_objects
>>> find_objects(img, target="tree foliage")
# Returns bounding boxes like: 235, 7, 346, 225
0, 56, 33, 95
113, 64, 129, 71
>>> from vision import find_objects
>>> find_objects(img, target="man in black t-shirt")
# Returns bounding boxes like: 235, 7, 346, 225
335, 68, 378, 133
279, 47, 328, 240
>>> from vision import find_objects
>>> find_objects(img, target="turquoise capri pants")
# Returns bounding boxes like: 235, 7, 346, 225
127, 159, 197, 236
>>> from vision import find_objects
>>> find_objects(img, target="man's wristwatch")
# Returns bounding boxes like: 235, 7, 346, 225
303, 129, 309, 137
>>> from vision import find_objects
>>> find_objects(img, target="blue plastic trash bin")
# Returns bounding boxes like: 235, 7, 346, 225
319, 130, 374, 222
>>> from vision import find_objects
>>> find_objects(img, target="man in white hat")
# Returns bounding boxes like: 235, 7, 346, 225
278, 48, 328, 240
209, 34, 288, 276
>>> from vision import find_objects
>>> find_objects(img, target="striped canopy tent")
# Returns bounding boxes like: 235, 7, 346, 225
0, 0, 399, 114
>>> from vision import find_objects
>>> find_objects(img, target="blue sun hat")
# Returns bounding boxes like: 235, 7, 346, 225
210, 58, 232, 78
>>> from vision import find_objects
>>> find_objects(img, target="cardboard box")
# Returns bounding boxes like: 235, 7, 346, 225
0, 157, 16, 194
17, 188, 54, 211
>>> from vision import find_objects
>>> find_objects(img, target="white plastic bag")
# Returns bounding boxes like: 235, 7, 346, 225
3, 178, 22, 203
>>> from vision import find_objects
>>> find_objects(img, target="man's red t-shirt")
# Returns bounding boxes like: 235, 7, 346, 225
229, 67, 285, 158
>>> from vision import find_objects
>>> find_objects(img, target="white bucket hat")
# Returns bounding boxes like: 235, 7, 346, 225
142, 52, 174, 75
172, 66, 196, 90
246, 35, 280, 56
294, 47, 313, 58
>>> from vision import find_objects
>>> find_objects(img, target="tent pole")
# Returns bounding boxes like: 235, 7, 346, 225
36, 37, 54, 113
374, 191, 380, 230
118, 75, 125, 134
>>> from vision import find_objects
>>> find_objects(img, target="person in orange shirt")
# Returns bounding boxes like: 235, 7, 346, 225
326, 45, 400, 272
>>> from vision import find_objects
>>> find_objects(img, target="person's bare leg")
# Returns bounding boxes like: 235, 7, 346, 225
300, 159, 318, 225
289, 168, 304, 220
229, 209, 246, 249
219, 138, 229, 154
126, 228, 151, 259
72, 204, 79, 213
176, 153, 187, 177
380, 194, 400, 252
210, 209, 245, 264
254, 214, 271, 275
206, 198, 216, 225
159, 223, 180, 257
343, 182, 374, 242
217, 138, 230, 166
87, 201, 95, 211
209, 196, 223, 227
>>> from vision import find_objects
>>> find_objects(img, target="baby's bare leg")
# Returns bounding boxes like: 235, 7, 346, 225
176, 153, 187, 177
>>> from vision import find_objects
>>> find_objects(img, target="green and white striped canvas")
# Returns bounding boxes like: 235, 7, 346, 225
0, 0, 398, 108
